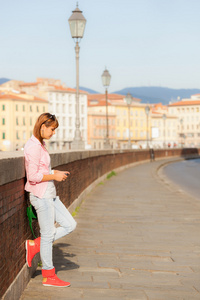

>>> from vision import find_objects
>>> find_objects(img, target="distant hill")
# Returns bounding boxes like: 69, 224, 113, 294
79, 86, 99, 94
0, 78, 10, 85
113, 87, 200, 104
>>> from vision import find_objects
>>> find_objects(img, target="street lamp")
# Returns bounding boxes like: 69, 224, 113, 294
180, 118, 183, 148
125, 93, 132, 149
101, 68, 111, 149
162, 113, 167, 148
68, 4, 86, 149
145, 105, 150, 148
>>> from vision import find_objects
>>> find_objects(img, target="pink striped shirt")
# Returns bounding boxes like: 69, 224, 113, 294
24, 135, 50, 198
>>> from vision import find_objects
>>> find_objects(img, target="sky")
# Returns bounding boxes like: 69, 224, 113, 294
1, 0, 200, 93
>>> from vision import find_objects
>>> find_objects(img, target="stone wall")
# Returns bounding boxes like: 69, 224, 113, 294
0, 147, 199, 299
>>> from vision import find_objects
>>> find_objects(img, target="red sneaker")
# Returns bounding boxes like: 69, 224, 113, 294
42, 268, 71, 287
26, 237, 41, 267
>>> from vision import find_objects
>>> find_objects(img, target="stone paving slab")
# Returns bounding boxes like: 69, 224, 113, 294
20, 159, 200, 300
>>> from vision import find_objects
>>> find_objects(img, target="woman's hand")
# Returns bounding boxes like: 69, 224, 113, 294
54, 171, 70, 182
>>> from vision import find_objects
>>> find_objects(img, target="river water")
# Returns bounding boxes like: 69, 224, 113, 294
163, 158, 200, 200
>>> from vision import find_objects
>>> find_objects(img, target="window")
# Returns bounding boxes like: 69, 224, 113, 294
82, 130, 84, 138
43, 106, 45, 112
69, 117, 72, 126
16, 131, 20, 139
2, 118, 5, 125
23, 105, 25, 111
30, 118, 32, 126
37, 106, 39, 112
23, 131, 26, 140
16, 117, 19, 125
16, 104, 18, 111
2, 132, 5, 139
81, 118, 84, 126
2, 105, 5, 111
30, 105, 32, 112
23, 117, 26, 125
81, 105, 84, 114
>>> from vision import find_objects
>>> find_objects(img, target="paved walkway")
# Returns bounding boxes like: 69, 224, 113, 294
20, 159, 200, 300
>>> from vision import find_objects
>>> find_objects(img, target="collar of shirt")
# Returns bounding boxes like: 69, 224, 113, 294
31, 135, 46, 147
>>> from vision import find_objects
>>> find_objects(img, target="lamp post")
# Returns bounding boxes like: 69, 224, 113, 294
162, 113, 167, 148
101, 68, 111, 149
68, 4, 86, 149
180, 118, 183, 148
145, 105, 150, 148
125, 93, 132, 149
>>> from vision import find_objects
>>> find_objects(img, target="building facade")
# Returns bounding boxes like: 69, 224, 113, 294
88, 98, 116, 149
47, 86, 88, 150
0, 93, 48, 151
168, 95, 200, 147
0, 78, 88, 150
114, 101, 149, 149
151, 103, 178, 148
87, 94, 151, 149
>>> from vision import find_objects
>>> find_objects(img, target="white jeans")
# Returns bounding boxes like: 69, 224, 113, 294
30, 195, 77, 270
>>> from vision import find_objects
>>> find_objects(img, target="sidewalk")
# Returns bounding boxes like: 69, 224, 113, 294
20, 159, 200, 300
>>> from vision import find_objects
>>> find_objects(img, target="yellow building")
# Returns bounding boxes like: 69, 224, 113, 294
87, 93, 150, 149
113, 100, 150, 148
0, 93, 48, 151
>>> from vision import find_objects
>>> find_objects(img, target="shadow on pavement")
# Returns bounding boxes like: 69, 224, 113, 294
32, 243, 79, 278
53, 243, 80, 272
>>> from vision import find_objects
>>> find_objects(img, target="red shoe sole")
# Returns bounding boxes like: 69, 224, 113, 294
42, 283, 71, 287
25, 240, 31, 268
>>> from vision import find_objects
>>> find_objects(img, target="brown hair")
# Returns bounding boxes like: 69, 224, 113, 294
33, 113, 59, 144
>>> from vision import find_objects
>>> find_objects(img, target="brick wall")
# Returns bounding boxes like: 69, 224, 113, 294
0, 148, 199, 298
